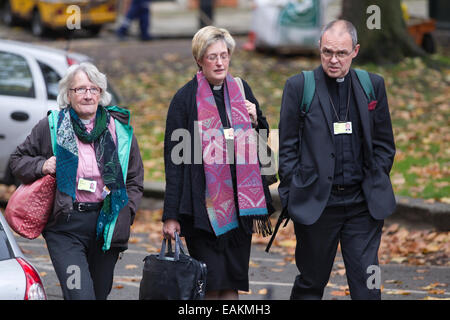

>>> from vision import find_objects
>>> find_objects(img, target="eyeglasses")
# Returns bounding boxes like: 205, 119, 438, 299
70, 87, 101, 95
206, 52, 229, 62
320, 48, 354, 59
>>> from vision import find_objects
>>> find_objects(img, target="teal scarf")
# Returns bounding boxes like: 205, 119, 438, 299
55, 106, 128, 251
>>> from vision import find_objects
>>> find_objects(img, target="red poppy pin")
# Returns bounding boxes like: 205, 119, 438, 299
368, 100, 378, 111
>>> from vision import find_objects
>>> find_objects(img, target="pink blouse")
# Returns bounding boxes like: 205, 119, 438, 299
75, 118, 117, 202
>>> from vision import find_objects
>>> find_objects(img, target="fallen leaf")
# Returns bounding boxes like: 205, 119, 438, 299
416, 269, 430, 273
278, 240, 296, 248
391, 256, 408, 264
258, 288, 268, 295
125, 264, 138, 270
421, 282, 448, 290
128, 237, 141, 244
39, 272, 47, 277
427, 289, 446, 295
385, 279, 403, 284
113, 285, 124, 289
385, 290, 411, 295
249, 260, 260, 268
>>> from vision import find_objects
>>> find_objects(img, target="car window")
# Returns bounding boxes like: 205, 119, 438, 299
0, 51, 35, 98
38, 61, 61, 100
0, 223, 13, 261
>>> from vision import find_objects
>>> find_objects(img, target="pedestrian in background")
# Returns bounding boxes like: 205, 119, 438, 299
117, 0, 152, 41
162, 26, 274, 300
10, 62, 144, 300
199, 0, 215, 28
278, 20, 396, 300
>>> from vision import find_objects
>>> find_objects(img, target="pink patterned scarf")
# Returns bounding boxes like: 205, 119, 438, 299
196, 71, 271, 237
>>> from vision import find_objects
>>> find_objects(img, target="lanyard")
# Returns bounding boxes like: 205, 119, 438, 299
328, 79, 352, 122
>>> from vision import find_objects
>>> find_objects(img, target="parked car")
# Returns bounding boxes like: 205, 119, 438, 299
1, 0, 118, 37
0, 39, 120, 184
0, 210, 46, 300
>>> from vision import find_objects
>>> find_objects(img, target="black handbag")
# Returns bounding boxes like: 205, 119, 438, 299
139, 232, 207, 300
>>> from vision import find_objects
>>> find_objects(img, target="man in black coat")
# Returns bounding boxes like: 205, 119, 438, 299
278, 20, 396, 300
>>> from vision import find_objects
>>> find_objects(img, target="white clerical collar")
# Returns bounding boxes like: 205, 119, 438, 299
81, 118, 92, 125
213, 85, 222, 90
336, 77, 345, 83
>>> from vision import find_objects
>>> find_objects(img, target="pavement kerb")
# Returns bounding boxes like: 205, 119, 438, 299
143, 181, 450, 231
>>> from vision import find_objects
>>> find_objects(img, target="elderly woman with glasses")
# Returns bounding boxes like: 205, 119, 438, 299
162, 26, 275, 300
9, 62, 144, 300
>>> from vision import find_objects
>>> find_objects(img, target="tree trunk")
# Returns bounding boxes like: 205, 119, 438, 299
341, 0, 426, 64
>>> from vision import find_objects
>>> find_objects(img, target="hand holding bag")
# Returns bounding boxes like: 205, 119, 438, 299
5, 174, 56, 239
139, 232, 207, 300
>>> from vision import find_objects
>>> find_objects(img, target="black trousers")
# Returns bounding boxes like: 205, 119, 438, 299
290, 201, 384, 300
43, 209, 120, 300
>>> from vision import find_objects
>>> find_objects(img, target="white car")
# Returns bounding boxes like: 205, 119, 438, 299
0, 39, 119, 184
0, 210, 46, 300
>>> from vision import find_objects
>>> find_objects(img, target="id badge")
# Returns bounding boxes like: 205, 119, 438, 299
333, 121, 352, 135
78, 178, 97, 193
223, 128, 234, 140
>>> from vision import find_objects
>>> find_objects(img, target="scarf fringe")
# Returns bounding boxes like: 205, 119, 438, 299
241, 215, 273, 238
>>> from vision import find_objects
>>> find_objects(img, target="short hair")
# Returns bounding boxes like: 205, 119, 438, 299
57, 62, 112, 108
319, 20, 358, 49
192, 26, 236, 67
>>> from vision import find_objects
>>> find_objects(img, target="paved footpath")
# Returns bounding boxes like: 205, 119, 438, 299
16, 230, 449, 300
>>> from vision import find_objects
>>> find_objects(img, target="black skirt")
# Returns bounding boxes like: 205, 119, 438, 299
185, 228, 252, 292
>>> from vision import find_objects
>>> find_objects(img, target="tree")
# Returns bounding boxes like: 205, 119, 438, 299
341, 0, 426, 64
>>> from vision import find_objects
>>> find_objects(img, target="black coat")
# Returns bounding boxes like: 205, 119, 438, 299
278, 66, 396, 225
163, 76, 274, 235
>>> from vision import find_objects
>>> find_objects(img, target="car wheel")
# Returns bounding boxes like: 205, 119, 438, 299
1, 0, 16, 26
31, 9, 46, 37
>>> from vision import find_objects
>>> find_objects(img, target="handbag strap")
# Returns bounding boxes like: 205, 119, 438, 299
158, 232, 186, 261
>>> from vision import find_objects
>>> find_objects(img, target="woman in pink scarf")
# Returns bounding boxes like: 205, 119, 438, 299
162, 26, 274, 300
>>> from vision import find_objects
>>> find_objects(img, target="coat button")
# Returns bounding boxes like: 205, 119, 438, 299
328, 176, 332, 180
331, 153, 335, 158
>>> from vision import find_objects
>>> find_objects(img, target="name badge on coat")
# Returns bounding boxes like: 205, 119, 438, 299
333, 121, 352, 135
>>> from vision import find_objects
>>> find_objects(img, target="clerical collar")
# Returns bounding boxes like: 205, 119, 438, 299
213, 85, 222, 91
325, 71, 350, 85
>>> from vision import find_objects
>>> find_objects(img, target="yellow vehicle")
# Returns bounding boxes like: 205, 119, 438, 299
1, 0, 118, 36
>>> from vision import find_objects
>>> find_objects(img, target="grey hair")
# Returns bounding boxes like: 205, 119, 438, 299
57, 62, 111, 108
319, 20, 358, 49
